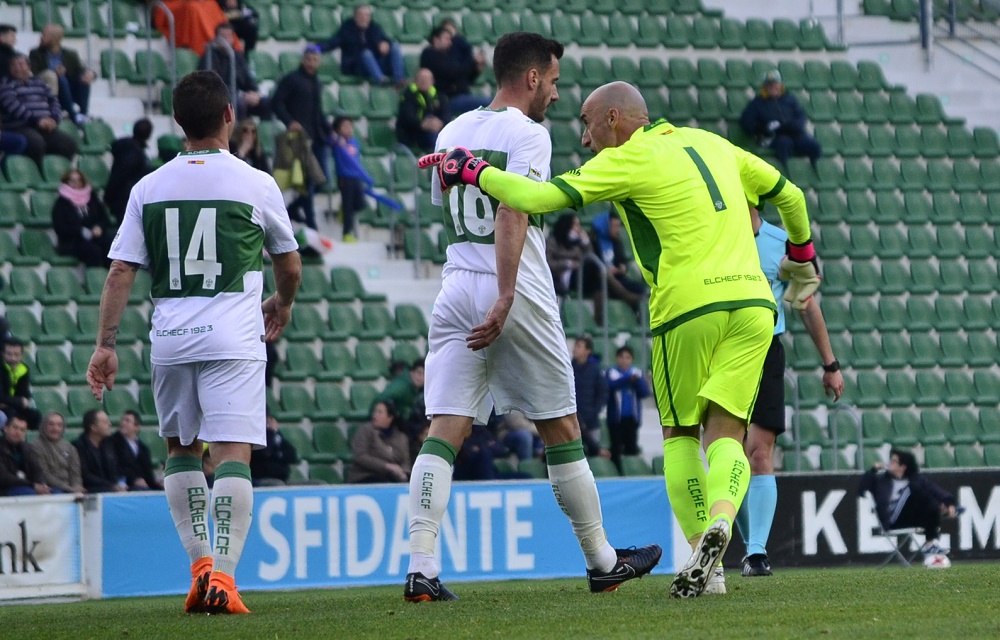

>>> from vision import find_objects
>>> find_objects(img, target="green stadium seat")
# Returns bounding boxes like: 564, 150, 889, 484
359, 303, 394, 341
636, 58, 667, 90
922, 445, 954, 469
330, 266, 386, 303
605, 14, 634, 47
980, 411, 1000, 445
775, 60, 804, 91
850, 333, 880, 369
517, 458, 547, 479
770, 17, 799, 50
962, 296, 992, 331
839, 125, 868, 158
890, 412, 922, 446
296, 265, 330, 303
313, 382, 349, 421
689, 16, 719, 49
247, 50, 279, 82
888, 91, 916, 124
67, 386, 103, 422
488, 13, 519, 45
931, 296, 963, 331
783, 451, 816, 472
973, 126, 1000, 158
843, 158, 874, 190
935, 226, 964, 259
561, 299, 598, 337
920, 127, 949, 158
857, 60, 891, 92
861, 413, 892, 447
319, 343, 353, 382
819, 261, 849, 296
307, 464, 342, 485
800, 18, 835, 51
939, 371, 972, 406
390, 341, 423, 367
353, 341, 389, 381
968, 261, 998, 294
117, 347, 150, 384
313, 424, 351, 462
2, 270, 46, 305
635, 16, 664, 47
41, 267, 79, 305
549, 13, 580, 49
954, 445, 984, 467
884, 371, 921, 408
846, 226, 879, 260
326, 304, 362, 341
957, 192, 988, 225
278, 344, 321, 382
398, 10, 431, 44
32, 345, 71, 386
918, 409, 950, 446
945, 124, 974, 159
878, 332, 910, 369
947, 409, 980, 445
914, 93, 949, 125
78, 155, 109, 190
280, 426, 319, 462
275, 385, 315, 423
967, 333, 1000, 368
134, 50, 171, 83
743, 18, 773, 50
40, 307, 77, 345
346, 382, 379, 422
138, 429, 167, 468
973, 371, 1000, 405
285, 305, 326, 342
393, 304, 427, 341
273, 5, 306, 41
101, 387, 136, 422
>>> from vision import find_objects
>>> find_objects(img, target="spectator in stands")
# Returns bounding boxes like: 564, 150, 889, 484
396, 68, 447, 152
590, 210, 645, 314
1, 338, 41, 431
571, 335, 608, 459
375, 358, 424, 424
0, 415, 49, 496
29, 24, 95, 125
217, 0, 259, 53
317, 4, 405, 86
454, 423, 529, 481
230, 118, 270, 173
329, 115, 374, 242
52, 167, 115, 268
606, 346, 650, 470
249, 412, 298, 486
546, 212, 606, 322
488, 408, 542, 463
0, 24, 21, 82
347, 399, 411, 484
28, 411, 85, 494
199, 23, 270, 120
0, 54, 78, 166
104, 118, 153, 221
419, 24, 489, 117
272, 45, 331, 230
740, 69, 821, 174
108, 410, 162, 490
859, 448, 960, 557
74, 408, 127, 493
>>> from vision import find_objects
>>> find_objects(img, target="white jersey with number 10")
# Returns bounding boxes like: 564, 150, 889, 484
431, 107, 559, 319
108, 148, 299, 366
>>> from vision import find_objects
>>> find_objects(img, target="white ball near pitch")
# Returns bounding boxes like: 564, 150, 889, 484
923, 553, 951, 569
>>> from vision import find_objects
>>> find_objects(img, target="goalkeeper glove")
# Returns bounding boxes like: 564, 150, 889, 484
417, 147, 491, 192
778, 239, 821, 310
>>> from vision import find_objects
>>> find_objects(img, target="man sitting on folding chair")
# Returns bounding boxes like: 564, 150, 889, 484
859, 448, 959, 564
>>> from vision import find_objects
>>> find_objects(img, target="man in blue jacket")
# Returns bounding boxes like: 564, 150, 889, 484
317, 4, 404, 85
739, 70, 821, 174
606, 345, 650, 470
571, 335, 608, 458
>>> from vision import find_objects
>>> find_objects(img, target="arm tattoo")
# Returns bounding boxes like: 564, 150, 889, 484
101, 326, 118, 349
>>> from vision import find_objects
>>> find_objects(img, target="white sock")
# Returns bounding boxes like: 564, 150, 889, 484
163, 456, 212, 564
211, 462, 254, 577
407, 453, 454, 578
547, 459, 617, 572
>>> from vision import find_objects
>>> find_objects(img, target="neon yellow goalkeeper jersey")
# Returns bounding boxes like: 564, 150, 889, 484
549, 120, 795, 334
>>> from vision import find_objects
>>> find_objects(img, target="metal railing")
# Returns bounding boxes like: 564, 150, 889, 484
389, 144, 419, 273
573, 254, 610, 360
145, 0, 176, 119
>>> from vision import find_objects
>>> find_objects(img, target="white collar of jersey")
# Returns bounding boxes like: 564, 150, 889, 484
177, 149, 230, 156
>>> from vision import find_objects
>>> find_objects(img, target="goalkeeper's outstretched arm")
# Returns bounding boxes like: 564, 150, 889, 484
478, 167, 575, 214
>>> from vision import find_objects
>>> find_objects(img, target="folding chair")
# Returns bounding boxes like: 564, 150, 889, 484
875, 526, 924, 568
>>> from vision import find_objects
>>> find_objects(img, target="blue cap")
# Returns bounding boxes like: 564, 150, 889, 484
304, 44, 322, 55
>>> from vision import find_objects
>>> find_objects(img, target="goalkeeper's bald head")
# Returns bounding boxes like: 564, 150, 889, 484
581, 82, 651, 153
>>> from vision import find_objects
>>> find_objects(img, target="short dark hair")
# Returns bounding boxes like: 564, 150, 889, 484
428, 24, 449, 43
123, 409, 141, 426
133, 117, 153, 142
173, 71, 231, 140
890, 448, 919, 477
0, 24, 16, 36
575, 335, 593, 352
411, 357, 425, 370
82, 409, 103, 434
616, 345, 634, 358
332, 115, 352, 133
215, 22, 233, 36
493, 32, 563, 89
4, 337, 23, 348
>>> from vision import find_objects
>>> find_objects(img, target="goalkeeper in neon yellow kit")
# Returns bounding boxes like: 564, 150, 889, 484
419, 81, 820, 598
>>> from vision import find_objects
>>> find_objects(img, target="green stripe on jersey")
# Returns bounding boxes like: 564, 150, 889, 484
143, 199, 263, 298
620, 198, 661, 286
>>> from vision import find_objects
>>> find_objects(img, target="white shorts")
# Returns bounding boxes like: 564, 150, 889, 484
151, 359, 267, 447
424, 269, 577, 424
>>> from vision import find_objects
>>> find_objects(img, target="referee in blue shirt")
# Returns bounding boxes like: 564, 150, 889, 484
736, 203, 845, 577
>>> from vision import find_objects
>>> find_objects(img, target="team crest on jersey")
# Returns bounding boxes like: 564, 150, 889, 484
528, 166, 542, 180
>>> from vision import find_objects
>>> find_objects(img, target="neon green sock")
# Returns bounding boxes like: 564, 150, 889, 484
662, 436, 708, 542
705, 437, 750, 527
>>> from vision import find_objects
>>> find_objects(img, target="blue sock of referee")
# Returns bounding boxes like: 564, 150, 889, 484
737, 474, 777, 556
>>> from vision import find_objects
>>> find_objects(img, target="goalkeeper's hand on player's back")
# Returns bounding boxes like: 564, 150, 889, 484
779, 238, 821, 310
418, 147, 491, 191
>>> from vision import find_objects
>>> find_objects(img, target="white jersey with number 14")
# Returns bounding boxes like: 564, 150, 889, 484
109, 148, 299, 365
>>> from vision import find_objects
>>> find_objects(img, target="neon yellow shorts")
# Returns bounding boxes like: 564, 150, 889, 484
651, 305, 774, 427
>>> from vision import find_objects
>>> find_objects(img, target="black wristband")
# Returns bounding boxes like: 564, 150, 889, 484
822, 359, 840, 373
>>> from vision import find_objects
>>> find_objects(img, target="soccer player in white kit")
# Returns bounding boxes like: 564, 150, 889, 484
404, 32, 661, 602
86, 71, 302, 614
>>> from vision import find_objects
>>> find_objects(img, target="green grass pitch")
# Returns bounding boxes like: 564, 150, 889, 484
6, 564, 999, 639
